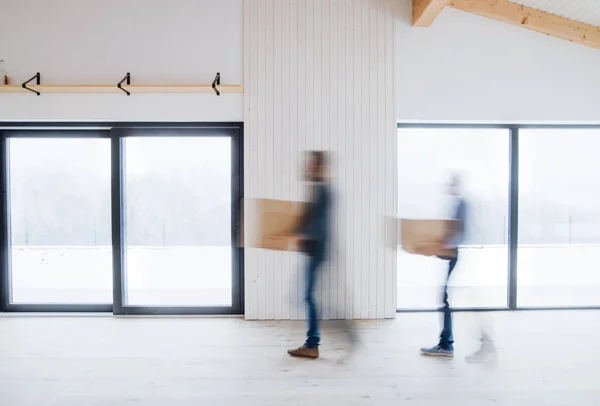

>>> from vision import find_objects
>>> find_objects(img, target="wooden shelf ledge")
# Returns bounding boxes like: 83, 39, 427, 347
0, 84, 244, 94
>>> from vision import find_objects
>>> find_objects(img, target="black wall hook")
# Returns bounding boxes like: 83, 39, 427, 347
118, 72, 131, 96
212, 72, 221, 96
22, 72, 41, 96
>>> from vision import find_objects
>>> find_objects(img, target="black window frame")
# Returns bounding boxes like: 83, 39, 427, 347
0, 122, 244, 315
397, 123, 600, 312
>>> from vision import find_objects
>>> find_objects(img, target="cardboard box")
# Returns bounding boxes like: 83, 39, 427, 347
400, 218, 459, 258
244, 198, 307, 252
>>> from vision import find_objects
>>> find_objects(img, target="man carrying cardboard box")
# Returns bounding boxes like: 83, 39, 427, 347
282, 151, 331, 360
420, 174, 466, 358
414, 174, 496, 362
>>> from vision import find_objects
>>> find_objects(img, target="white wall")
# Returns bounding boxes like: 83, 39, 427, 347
244, 0, 398, 320
0, 0, 243, 122
397, 0, 600, 123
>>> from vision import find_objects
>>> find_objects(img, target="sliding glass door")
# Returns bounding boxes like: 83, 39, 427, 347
0, 124, 243, 314
6, 134, 112, 310
122, 133, 233, 308
398, 124, 600, 311
518, 129, 600, 307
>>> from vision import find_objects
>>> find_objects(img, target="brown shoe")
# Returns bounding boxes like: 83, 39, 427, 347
288, 344, 319, 359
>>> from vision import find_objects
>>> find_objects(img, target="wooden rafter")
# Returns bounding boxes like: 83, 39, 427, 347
413, 0, 450, 27
449, 0, 600, 50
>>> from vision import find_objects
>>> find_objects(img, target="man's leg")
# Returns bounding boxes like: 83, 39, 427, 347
466, 313, 497, 364
421, 255, 457, 357
288, 254, 321, 359
305, 255, 321, 348
439, 257, 457, 350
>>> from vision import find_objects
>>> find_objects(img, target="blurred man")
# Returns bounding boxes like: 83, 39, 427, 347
420, 174, 466, 358
420, 175, 496, 362
286, 151, 331, 359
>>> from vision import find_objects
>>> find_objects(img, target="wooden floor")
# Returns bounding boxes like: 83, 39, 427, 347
0, 311, 598, 405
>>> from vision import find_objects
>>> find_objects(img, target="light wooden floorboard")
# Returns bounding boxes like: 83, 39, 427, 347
0, 311, 598, 405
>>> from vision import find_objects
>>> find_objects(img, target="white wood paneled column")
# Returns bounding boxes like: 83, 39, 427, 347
244, 0, 397, 320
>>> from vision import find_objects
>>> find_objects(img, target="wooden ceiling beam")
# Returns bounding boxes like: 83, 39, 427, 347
449, 0, 600, 50
413, 0, 450, 27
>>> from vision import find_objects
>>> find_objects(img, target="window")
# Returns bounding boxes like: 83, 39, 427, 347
1, 125, 243, 314
518, 129, 600, 307
8, 136, 112, 304
123, 135, 233, 307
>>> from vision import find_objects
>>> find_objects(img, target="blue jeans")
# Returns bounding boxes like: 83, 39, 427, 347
439, 256, 458, 350
305, 254, 323, 348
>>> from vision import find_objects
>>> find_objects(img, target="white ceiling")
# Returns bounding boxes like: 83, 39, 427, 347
510, 0, 600, 27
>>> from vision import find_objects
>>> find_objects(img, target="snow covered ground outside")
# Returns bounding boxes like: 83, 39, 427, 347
9, 245, 600, 310
10, 246, 232, 306
398, 245, 600, 309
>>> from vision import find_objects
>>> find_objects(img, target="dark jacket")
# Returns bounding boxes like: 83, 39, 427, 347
447, 197, 467, 248
296, 182, 331, 259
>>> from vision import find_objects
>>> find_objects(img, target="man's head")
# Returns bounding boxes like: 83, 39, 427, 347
305, 150, 328, 182
447, 173, 461, 196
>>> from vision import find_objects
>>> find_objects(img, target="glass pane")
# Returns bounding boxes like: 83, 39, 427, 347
124, 135, 232, 306
518, 129, 600, 307
9, 137, 112, 304
397, 128, 509, 309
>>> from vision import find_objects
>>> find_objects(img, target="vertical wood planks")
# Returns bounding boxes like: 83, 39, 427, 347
288, 0, 299, 321
376, 0, 386, 319
386, 0, 398, 319
272, 0, 283, 320
344, 0, 355, 321
244, 0, 397, 321
327, 0, 338, 320
246, 0, 259, 321
280, 0, 291, 321
256, 0, 267, 321
353, 0, 363, 319
336, 0, 347, 321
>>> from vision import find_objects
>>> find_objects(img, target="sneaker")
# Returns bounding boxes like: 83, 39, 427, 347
465, 345, 496, 364
420, 345, 454, 357
288, 344, 319, 359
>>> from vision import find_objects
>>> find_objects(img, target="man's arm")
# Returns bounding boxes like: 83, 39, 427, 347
294, 183, 327, 240
442, 200, 466, 243
294, 201, 314, 236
